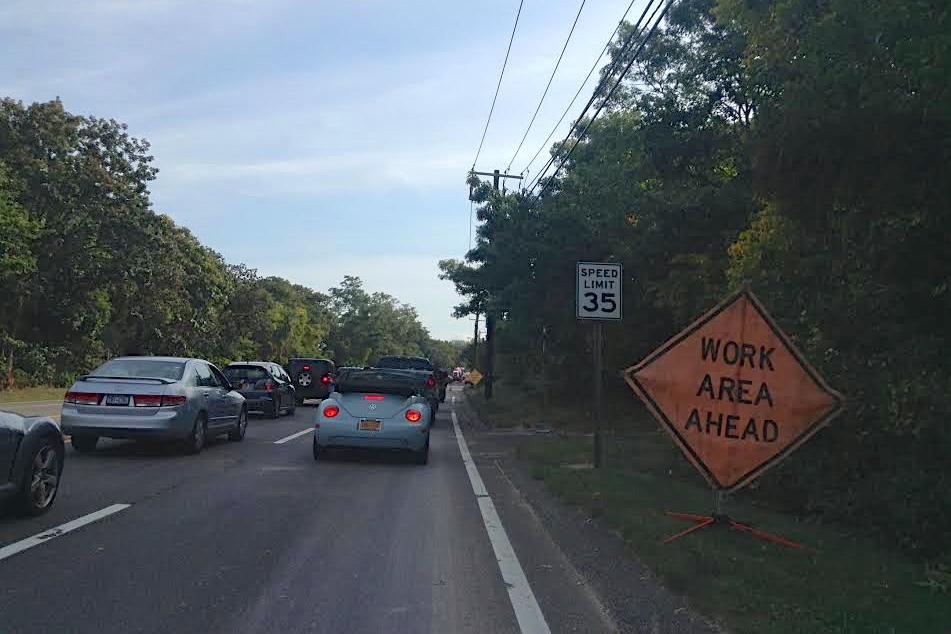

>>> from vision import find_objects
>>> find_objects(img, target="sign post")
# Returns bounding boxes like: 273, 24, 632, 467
577, 261, 623, 468
622, 285, 844, 547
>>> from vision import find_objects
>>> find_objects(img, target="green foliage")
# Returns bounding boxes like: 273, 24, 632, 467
442, 1, 951, 556
0, 98, 459, 389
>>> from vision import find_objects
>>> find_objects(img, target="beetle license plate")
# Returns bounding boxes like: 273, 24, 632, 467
359, 419, 382, 431
105, 394, 130, 406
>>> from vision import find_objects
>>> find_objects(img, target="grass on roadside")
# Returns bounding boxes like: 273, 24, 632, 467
521, 437, 951, 634
0, 386, 67, 403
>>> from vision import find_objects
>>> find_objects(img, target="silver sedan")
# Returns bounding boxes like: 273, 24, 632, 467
61, 356, 247, 454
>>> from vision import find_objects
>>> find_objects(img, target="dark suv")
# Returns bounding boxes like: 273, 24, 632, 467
287, 358, 336, 405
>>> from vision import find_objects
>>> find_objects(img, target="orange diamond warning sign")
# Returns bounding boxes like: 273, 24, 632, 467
623, 288, 844, 491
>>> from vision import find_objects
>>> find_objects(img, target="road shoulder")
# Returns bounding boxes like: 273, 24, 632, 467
454, 391, 724, 634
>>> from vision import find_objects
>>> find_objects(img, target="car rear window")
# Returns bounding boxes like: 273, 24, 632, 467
375, 357, 433, 371
91, 359, 186, 380
223, 366, 270, 381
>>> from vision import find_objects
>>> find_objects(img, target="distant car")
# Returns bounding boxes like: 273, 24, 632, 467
61, 356, 247, 454
287, 358, 336, 405
223, 361, 296, 418
314, 368, 433, 464
452, 367, 464, 382
0, 410, 65, 516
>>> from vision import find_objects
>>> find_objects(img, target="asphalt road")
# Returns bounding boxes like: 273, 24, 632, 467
0, 387, 617, 634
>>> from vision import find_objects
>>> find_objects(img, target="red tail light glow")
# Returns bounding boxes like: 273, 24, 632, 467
405, 409, 422, 423
321, 374, 331, 385
426, 377, 436, 388
133, 394, 186, 407
303, 365, 311, 371
323, 405, 339, 418
65, 391, 101, 405
133, 395, 162, 407
265, 382, 274, 391
363, 394, 385, 400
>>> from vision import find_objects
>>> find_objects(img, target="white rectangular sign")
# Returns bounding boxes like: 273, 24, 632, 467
576, 262, 623, 320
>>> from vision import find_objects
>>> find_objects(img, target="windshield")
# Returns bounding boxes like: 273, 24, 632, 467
90, 359, 186, 380
223, 366, 269, 382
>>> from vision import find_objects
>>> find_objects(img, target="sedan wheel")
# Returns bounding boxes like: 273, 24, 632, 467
185, 415, 206, 454
229, 408, 248, 441
19, 441, 62, 516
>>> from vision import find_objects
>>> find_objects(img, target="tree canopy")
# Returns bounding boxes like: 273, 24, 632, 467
441, 0, 951, 557
0, 97, 465, 387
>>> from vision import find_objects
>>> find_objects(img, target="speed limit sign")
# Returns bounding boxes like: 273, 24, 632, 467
576, 262, 623, 321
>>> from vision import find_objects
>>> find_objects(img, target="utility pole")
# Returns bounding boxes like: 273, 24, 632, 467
470, 169, 523, 400
471, 311, 480, 369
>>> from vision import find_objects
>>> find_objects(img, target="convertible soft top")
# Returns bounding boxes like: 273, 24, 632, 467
334, 368, 428, 398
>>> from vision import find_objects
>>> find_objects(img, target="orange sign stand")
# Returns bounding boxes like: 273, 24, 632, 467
623, 286, 844, 549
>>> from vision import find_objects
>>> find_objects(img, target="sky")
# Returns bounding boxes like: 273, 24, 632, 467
1, 0, 643, 341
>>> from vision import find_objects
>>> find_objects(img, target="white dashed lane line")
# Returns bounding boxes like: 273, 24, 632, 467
274, 428, 313, 444
0, 504, 132, 563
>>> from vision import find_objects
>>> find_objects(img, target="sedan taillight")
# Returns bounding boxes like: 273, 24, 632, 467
405, 410, 422, 423
133, 395, 162, 407
133, 394, 186, 407
65, 391, 100, 405
323, 405, 339, 418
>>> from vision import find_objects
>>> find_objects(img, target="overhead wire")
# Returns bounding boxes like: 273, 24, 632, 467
524, 0, 673, 208
519, 0, 643, 183
505, 0, 587, 174
471, 0, 525, 170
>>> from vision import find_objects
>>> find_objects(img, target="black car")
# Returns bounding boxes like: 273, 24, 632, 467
0, 410, 65, 516
223, 361, 296, 418
287, 358, 336, 405
373, 356, 443, 417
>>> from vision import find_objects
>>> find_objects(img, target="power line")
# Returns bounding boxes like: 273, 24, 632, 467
525, 0, 671, 204
471, 0, 525, 170
519, 0, 642, 181
526, 0, 673, 211
523, 0, 660, 194
506, 0, 587, 173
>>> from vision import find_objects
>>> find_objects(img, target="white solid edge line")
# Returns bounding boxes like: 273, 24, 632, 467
0, 503, 132, 562
451, 410, 551, 634
274, 428, 313, 444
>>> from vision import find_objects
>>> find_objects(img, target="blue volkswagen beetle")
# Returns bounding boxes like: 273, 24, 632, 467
313, 368, 433, 464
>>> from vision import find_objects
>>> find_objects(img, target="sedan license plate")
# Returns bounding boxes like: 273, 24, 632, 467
359, 419, 382, 432
105, 394, 130, 406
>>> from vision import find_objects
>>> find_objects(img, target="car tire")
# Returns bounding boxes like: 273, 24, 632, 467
288, 398, 296, 416
413, 438, 430, 465
312, 438, 323, 461
185, 414, 207, 454
71, 435, 98, 453
17, 437, 63, 516
296, 397, 305, 407
228, 408, 248, 442
269, 400, 281, 419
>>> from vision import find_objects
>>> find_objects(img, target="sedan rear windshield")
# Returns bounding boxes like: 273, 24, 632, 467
91, 359, 186, 380
224, 366, 270, 381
